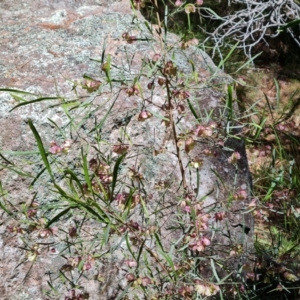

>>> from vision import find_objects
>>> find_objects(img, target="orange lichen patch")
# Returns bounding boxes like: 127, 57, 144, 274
38, 10, 81, 30
198, 68, 211, 82
104, 36, 122, 56
64, 12, 82, 27
39, 23, 63, 30
47, 49, 63, 57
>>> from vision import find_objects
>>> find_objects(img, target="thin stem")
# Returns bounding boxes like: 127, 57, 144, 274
165, 78, 187, 191
153, 0, 164, 49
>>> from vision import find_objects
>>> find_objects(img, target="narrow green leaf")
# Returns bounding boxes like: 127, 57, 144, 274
94, 175, 110, 202
83, 200, 110, 224
64, 169, 84, 196
226, 85, 233, 122
187, 99, 199, 121
162, 248, 174, 269
115, 284, 131, 300
196, 167, 200, 199
274, 78, 280, 107
54, 183, 110, 223
82, 199, 111, 223
211, 169, 226, 189
279, 19, 300, 31
81, 148, 92, 193
89, 97, 117, 134
217, 42, 238, 69
10, 93, 27, 102
234, 52, 262, 74
210, 258, 221, 282
77, 260, 84, 271
0, 88, 36, 95
82, 74, 97, 81
124, 188, 136, 212
157, 248, 175, 278
218, 270, 233, 283
144, 21, 153, 34
104, 54, 112, 90
254, 117, 267, 140
200, 7, 222, 20
0, 152, 14, 165
147, 109, 169, 121
101, 38, 106, 64
0, 163, 33, 177
30, 166, 47, 187
46, 280, 56, 292
27, 119, 54, 180
154, 232, 164, 252
126, 233, 136, 259
0, 200, 13, 216
163, 4, 168, 39
263, 92, 274, 120
136, 239, 146, 267
47, 118, 66, 139
110, 153, 126, 202
89, 58, 103, 63
46, 206, 73, 227
103, 223, 111, 246
0, 150, 40, 155
10, 97, 62, 112
22, 261, 35, 283
140, 196, 149, 219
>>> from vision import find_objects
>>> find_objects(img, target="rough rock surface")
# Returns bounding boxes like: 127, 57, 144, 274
0, 0, 253, 299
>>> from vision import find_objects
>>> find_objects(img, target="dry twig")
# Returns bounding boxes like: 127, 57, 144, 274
199, 0, 300, 58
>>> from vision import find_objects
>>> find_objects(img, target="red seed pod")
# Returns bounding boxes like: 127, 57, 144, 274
177, 104, 185, 114
147, 81, 154, 90
138, 110, 152, 121
126, 273, 136, 282
157, 77, 165, 86
152, 53, 161, 62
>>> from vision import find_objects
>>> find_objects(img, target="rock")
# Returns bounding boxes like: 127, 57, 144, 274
0, 0, 253, 299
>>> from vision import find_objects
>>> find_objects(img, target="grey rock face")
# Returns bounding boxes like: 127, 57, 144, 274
0, 0, 253, 299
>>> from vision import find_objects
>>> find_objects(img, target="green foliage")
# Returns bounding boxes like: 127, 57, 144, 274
1, 1, 300, 299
